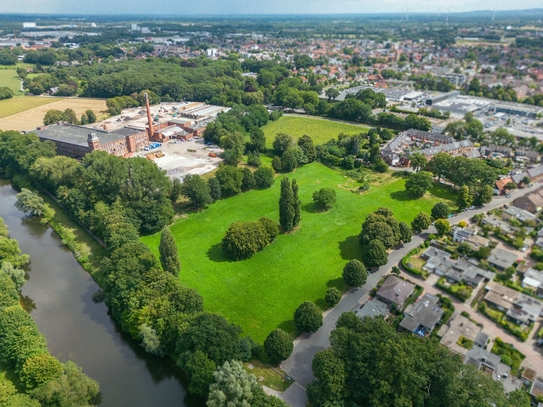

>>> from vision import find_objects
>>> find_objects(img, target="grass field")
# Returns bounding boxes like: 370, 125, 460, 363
262, 115, 370, 148
0, 98, 107, 131
0, 69, 23, 94
142, 163, 455, 342
0, 97, 61, 122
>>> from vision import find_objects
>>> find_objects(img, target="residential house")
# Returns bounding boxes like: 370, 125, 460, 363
530, 380, 543, 400
484, 281, 519, 312
439, 314, 485, 357
511, 171, 529, 186
356, 298, 389, 320
481, 215, 516, 235
452, 227, 477, 243
399, 293, 443, 336
515, 149, 539, 164
466, 235, 490, 250
446, 264, 495, 287
487, 144, 512, 158
464, 347, 522, 393
474, 331, 490, 348
495, 177, 514, 194
421, 246, 450, 261
522, 268, 543, 297
487, 248, 518, 270
506, 293, 543, 325
513, 188, 543, 213
375, 276, 415, 307
527, 164, 543, 180
502, 206, 537, 223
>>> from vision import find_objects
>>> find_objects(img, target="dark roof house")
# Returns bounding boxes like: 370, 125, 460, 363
400, 293, 443, 335
376, 276, 416, 307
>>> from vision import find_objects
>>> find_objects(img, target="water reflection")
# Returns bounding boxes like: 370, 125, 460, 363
0, 180, 191, 407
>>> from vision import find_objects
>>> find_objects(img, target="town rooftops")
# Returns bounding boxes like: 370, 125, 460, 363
474, 331, 489, 348
376, 276, 416, 306
356, 298, 389, 320
400, 293, 443, 335
484, 281, 519, 310
495, 177, 514, 191
487, 248, 518, 270
528, 165, 543, 179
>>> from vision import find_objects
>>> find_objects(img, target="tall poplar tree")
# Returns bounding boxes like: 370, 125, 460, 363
279, 178, 295, 231
159, 226, 181, 276
292, 179, 301, 228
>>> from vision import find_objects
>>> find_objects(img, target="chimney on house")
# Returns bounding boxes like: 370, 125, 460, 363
145, 92, 154, 138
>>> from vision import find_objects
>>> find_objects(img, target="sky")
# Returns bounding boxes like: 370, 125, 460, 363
2, 0, 542, 15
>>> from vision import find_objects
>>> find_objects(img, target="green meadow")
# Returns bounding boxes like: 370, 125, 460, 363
142, 163, 454, 342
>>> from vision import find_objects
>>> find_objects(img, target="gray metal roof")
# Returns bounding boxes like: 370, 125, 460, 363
33, 124, 126, 147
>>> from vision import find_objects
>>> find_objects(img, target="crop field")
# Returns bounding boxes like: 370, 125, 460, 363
142, 163, 454, 342
0, 98, 107, 131
262, 115, 371, 147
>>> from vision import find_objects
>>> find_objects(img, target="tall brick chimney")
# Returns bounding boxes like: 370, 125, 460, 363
145, 92, 154, 138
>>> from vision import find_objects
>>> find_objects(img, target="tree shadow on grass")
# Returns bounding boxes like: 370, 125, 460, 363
302, 202, 320, 214
391, 170, 410, 178
338, 235, 363, 260
390, 190, 416, 202
315, 298, 329, 311
206, 243, 231, 263
277, 319, 296, 334
326, 277, 345, 290
429, 183, 456, 201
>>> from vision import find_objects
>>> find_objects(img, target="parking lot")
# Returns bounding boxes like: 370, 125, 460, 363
136, 138, 223, 180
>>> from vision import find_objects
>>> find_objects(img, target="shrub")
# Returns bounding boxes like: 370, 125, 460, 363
221, 220, 275, 260
312, 188, 337, 210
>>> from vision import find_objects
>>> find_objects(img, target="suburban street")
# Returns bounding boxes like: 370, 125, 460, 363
279, 182, 543, 407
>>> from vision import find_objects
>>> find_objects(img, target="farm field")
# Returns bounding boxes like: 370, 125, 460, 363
262, 115, 371, 147
142, 163, 455, 342
0, 97, 107, 131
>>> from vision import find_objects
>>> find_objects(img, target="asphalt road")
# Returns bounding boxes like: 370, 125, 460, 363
279, 183, 541, 407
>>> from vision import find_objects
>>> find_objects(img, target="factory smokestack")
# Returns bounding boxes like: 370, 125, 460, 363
145, 92, 154, 138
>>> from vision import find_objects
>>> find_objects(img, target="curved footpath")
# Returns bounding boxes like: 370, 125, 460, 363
279, 183, 543, 407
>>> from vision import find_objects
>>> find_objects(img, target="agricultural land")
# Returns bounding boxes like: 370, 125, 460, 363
0, 97, 107, 130
142, 162, 455, 342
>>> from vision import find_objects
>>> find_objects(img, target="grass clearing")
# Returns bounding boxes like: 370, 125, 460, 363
262, 115, 370, 147
142, 163, 454, 342
244, 360, 292, 392
0, 69, 23, 94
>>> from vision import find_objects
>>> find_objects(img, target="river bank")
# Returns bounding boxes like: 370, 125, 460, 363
0, 179, 192, 407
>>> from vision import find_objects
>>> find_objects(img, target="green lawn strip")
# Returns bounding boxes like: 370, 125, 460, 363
262, 116, 370, 148
0, 69, 23, 94
142, 163, 453, 342
0, 96, 61, 119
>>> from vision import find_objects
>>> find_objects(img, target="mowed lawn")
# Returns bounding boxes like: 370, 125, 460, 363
142, 163, 454, 342
262, 115, 370, 148
0, 69, 23, 94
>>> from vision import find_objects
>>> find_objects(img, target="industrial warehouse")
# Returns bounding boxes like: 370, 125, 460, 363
30, 98, 229, 159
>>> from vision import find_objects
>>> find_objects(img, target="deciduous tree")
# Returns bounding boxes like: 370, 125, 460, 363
361, 240, 388, 268
342, 259, 367, 287
294, 301, 322, 333
411, 212, 431, 233
264, 329, 293, 365
431, 202, 451, 219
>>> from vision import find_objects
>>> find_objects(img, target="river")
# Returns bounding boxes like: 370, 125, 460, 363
0, 179, 191, 407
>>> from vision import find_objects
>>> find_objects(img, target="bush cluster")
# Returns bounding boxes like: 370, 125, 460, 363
222, 217, 279, 260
